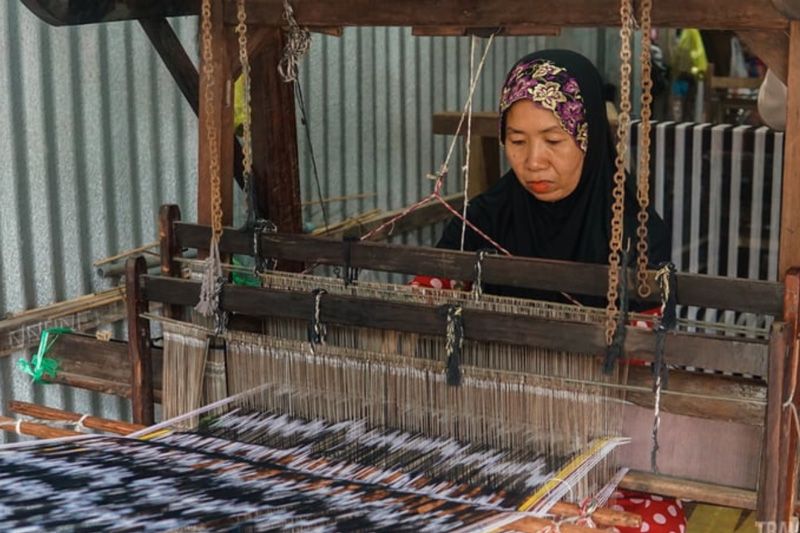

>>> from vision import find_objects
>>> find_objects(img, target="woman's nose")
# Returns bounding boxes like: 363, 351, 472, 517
525, 141, 547, 170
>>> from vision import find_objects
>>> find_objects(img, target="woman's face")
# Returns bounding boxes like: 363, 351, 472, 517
504, 100, 585, 202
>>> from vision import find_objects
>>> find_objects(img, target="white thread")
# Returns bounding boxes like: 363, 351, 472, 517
460, 36, 477, 251
75, 414, 90, 432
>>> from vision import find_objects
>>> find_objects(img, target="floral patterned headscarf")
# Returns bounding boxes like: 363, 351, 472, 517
499, 58, 588, 152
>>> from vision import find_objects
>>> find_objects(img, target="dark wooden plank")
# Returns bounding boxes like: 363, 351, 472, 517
621, 471, 757, 510
173, 224, 785, 316
250, 27, 303, 236
780, 21, 800, 278
126, 257, 154, 426
21, 0, 789, 30
139, 18, 199, 115
143, 276, 770, 376
625, 366, 766, 427
46, 333, 163, 401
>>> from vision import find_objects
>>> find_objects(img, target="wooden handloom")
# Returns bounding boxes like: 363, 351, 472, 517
8, 0, 800, 529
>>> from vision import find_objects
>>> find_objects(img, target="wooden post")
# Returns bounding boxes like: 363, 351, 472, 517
779, 21, 800, 279
126, 256, 154, 426
759, 320, 790, 523
778, 269, 800, 522
250, 27, 303, 235
159, 204, 184, 320
197, 3, 234, 228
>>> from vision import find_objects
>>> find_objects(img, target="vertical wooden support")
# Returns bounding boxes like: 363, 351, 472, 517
779, 269, 800, 522
126, 256, 154, 426
197, 2, 234, 227
250, 27, 303, 235
159, 204, 184, 320
779, 21, 800, 279
760, 321, 790, 522
467, 136, 502, 198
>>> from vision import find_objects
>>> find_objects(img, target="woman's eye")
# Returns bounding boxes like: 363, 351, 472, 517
509, 139, 525, 145
546, 138, 564, 145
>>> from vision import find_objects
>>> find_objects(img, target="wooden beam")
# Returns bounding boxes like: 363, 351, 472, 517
411, 25, 561, 37
0, 415, 78, 439
620, 470, 757, 510
8, 401, 146, 435
173, 223, 786, 316
433, 112, 500, 138
0, 288, 126, 357
20, 0, 790, 30
780, 21, 800, 278
197, 2, 235, 227
142, 276, 770, 376
250, 27, 303, 235
773, 0, 800, 19
19, 0, 196, 26
736, 30, 790, 83
126, 257, 154, 426
139, 18, 199, 115
159, 204, 184, 321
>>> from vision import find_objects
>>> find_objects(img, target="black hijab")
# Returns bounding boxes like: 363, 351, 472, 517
437, 49, 669, 304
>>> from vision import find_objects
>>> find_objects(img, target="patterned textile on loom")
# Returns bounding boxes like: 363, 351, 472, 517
0, 417, 621, 531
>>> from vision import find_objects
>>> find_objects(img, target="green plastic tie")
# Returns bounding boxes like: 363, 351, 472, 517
17, 327, 71, 383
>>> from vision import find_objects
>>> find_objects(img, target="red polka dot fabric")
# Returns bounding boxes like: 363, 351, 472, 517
609, 490, 686, 533
410, 275, 465, 290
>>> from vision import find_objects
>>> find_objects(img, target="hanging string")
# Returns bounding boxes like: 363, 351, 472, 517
359, 33, 502, 249
17, 327, 69, 383
278, 0, 311, 83
651, 262, 676, 472
444, 304, 465, 386
195, 0, 226, 323
460, 36, 477, 251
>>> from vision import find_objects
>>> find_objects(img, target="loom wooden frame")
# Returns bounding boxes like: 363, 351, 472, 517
18, 0, 800, 524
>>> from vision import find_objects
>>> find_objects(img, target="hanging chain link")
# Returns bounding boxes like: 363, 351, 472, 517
606, 0, 634, 346
235, 0, 254, 200
636, 0, 654, 298
201, 0, 223, 242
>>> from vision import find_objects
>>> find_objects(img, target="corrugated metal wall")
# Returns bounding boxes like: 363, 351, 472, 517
0, 4, 199, 439
0, 2, 620, 438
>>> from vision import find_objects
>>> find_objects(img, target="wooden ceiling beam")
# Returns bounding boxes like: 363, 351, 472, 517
20, 0, 792, 30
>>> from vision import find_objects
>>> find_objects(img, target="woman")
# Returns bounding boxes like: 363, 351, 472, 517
416, 50, 670, 307
415, 50, 683, 533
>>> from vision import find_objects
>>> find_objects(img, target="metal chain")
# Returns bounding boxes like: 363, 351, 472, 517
636, 0, 654, 298
606, 0, 634, 346
235, 0, 254, 205
201, 0, 223, 242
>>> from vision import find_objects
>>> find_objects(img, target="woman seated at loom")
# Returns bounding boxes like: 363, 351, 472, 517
414, 49, 670, 308
414, 50, 684, 533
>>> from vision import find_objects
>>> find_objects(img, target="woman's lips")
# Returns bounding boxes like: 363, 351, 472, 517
528, 181, 553, 194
